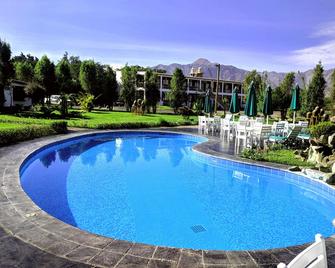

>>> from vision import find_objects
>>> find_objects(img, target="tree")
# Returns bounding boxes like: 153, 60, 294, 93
12, 53, 38, 68
330, 70, 335, 114
0, 39, 14, 108
303, 62, 326, 113
145, 69, 160, 113
242, 70, 263, 111
69, 55, 82, 93
14, 61, 34, 82
168, 68, 186, 113
272, 72, 295, 120
34, 55, 56, 99
102, 66, 118, 110
56, 57, 72, 94
79, 60, 96, 93
120, 65, 136, 111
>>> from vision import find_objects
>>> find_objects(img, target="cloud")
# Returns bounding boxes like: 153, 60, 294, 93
286, 21, 335, 69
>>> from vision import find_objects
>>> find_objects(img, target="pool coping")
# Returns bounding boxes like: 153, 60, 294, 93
1, 128, 335, 268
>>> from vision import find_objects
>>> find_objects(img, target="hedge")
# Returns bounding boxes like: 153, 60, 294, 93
310, 121, 335, 138
0, 121, 68, 146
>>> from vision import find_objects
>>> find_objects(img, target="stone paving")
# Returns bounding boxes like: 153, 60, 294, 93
1, 127, 335, 267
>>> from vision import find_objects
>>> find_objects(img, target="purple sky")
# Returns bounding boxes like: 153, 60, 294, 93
1, 0, 335, 71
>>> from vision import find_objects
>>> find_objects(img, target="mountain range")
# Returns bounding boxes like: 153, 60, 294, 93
153, 58, 334, 96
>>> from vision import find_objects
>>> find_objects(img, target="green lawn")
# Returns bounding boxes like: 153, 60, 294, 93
0, 122, 28, 129
262, 149, 313, 167
0, 110, 197, 129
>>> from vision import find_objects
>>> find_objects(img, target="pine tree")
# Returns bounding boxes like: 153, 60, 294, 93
168, 68, 186, 113
0, 39, 14, 109
304, 62, 326, 113
330, 70, 335, 114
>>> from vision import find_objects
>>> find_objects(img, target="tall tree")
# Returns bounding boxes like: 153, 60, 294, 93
56, 57, 72, 94
79, 60, 96, 93
145, 69, 160, 113
330, 70, 335, 114
168, 68, 186, 113
272, 72, 295, 120
69, 55, 82, 93
102, 66, 118, 110
14, 61, 34, 82
242, 70, 263, 111
303, 62, 326, 113
0, 39, 14, 108
120, 65, 136, 111
34, 55, 56, 99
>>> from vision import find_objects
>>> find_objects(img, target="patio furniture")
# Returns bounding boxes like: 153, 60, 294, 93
297, 121, 310, 140
252, 124, 272, 147
236, 123, 250, 146
220, 118, 234, 139
272, 121, 287, 136
269, 125, 302, 143
198, 116, 207, 133
209, 116, 221, 135
277, 234, 327, 268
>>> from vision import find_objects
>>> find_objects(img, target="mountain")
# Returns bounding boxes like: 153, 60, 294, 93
152, 58, 334, 96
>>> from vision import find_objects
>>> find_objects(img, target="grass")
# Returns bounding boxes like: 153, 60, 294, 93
241, 148, 313, 167
262, 149, 313, 167
0, 110, 197, 129
0, 122, 28, 129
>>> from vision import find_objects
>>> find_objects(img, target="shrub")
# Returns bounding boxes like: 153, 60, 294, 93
309, 121, 335, 138
50, 121, 68, 134
241, 148, 265, 161
0, 125, 56, 146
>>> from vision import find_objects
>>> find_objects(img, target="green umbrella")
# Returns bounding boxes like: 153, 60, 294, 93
229, 86, 240, 121
244, 81, 257, 117
204, 91, 213, 115
263, 85, 273, 124
290, 83, 300, 124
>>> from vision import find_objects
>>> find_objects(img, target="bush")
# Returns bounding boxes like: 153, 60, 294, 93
309, 122, 335, 138
50, 121, 68, 134
0, 125, 56, 146
241, 148, 265, 161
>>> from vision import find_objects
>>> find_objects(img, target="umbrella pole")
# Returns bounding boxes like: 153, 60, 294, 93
266, 115, 269, 125
293, 111, 296, 124
233, 114, 235, 122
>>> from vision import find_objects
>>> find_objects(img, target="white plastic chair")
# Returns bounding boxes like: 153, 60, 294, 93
253, 124, 272, 147
277, 234, 328, 268
236, 123, 248, 146
220, 118, 234, 139
198, 116, 207, 134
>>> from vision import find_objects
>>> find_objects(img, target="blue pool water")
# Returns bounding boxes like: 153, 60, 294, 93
20, 132, 335, 250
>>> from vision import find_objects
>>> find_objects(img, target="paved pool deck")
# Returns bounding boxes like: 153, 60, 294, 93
1, 126, 335, 268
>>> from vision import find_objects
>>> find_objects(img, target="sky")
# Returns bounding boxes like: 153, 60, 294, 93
1, 0, 335, 72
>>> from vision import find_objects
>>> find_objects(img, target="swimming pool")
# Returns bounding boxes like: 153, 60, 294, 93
20, 131, 335, 250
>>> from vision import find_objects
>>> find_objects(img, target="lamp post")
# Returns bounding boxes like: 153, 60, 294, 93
214, 64, 220, 113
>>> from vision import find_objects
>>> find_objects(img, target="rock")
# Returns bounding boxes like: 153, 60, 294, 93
330, 116, 335, 123
319, 135, 328, 145
328, 133, 335, 147
332, 162, 335, 174
325, 173, 335, 185
289, 166, 301, 172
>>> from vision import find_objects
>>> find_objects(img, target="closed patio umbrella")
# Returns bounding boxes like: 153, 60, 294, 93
229, 86, 240, 121
204, 89, 213, 115
244, 81, 257, 117
263, 85, 273, 124
290, 83, 300, 124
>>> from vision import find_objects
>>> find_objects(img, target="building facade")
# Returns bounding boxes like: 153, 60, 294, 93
156, 73, 244, 108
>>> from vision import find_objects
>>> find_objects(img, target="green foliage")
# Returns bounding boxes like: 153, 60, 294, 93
50, 121, 68, 134
68, 55, 82, 93
145, 69, 160, 113
241, 148, 265, 161
168, 68, 187, 113
79, 60, 96, 93
14, 61, 34, 82
272, 72, 295, 120
56, 57, 72, 94
303, 62, 326, 114
34, 55, 56, 97
330, 70, 335, 114
0, 39, 14, 107
12, 53, 38, 67
193, 97, 204, 115
24, 81, 45, 104
120, 65, 137, 111
101, 66, 118, 109
77, 92, 95, 112
309, 121, 335, 138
